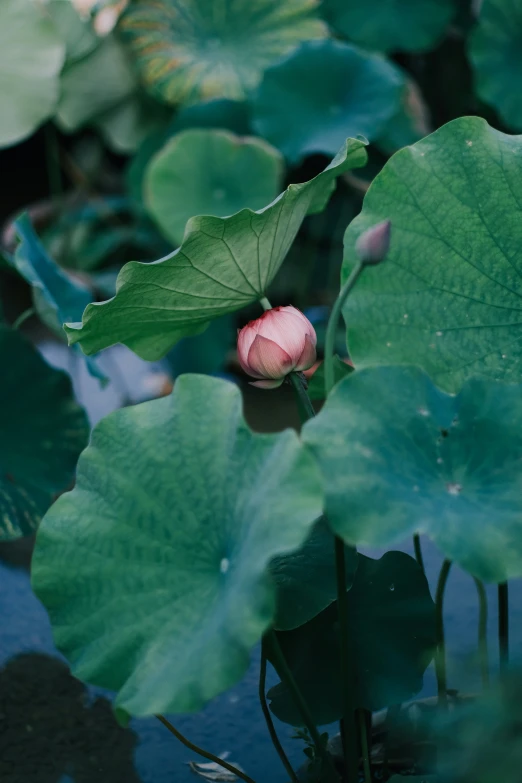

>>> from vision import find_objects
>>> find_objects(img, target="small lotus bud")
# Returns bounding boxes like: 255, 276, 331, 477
355, 220, 391, 265
237, 306, 317, 389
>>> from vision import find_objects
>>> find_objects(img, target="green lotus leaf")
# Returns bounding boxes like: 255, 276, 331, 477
47, 0, 98, 62
269, 517, 358, 631
126, 99, 251, 204
65, 138, 367, 360
56, 34, 136, 131
307, 357, 353, 401
0, 327, 89, 541
343, 117, 522, 391
303, 365, 522, 583
251, 40, 404, 163
321, 0, 455, 53
93, 92, 170, 154
118, 0, 326, 106
0, 0, 65, 149
468, 0, 522, 130
268, 552, 436, 725
145, 129, 284, 246
31, 374, 323, 717
13, 214, 105, 382
376, 79, 431, 155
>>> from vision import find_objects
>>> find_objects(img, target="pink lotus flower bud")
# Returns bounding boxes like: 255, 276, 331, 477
237, 306, 317, 389
355, 220, 391, 265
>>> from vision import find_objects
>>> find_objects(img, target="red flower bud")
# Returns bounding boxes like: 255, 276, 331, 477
237, 306, 317, 389
355, 220, 391, 265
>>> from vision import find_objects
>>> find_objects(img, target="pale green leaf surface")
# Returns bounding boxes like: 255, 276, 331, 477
65, 138, 367, 360
303, 365, 522, 582
343, 117, 522, 391
0, 0, 65, 148
31, 374, 323, 716
0, 327, 89, 541
145, 129, 284, 246
118, 0, 326, 105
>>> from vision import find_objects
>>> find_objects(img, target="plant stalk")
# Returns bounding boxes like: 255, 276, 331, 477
498, 581, 509, 671
156, 715, 256, 783
472, 577, 489, 688
288, 372, 315, 423
323, 261, 364, 398
413, 533, 425, 573
11, 307, 35, 331
259, 641, 299, 783
266, 631, 339, 782
435, 559, 452, 706
259, 296, 272, 311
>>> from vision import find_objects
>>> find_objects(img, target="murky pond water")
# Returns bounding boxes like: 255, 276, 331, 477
2, 343, 522, 782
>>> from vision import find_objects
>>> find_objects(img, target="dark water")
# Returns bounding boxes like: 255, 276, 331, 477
2, 343, 522, 783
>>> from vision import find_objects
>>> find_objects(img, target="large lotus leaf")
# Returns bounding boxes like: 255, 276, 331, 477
269, 517, 358, 631
376, 79, 431, 155
145, 129, 284, 246
468, 0, 522, 130
13, 214, 104, 381
321, 0, 455, 53
118, 0, 326, 106
56, 34, 136, 131
93, 92, 171, 154
303, 365, 522, 583
64, 138, 367, 360
342, 117, 522, 392
268, 552, 436, 725
0, 327, 89, 541
251, 40, 404, 163
31, 374, 323, 717
0, 0, 65, 149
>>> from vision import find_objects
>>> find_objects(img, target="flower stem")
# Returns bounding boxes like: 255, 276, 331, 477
11, 307, 35, 331
156, 715, 256, 783
259, 296, 272, 311
266, 631, 339, 782
472, 577, 489, 688
324, 261, 365, 398
288, 372, 315, 423
435, 559, 452, 706
259, 640, 299, 783
413, 534, 425, 573
498, 581, 509, 671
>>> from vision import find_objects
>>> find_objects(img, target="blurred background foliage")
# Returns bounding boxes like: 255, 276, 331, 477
0, 0, 514, 382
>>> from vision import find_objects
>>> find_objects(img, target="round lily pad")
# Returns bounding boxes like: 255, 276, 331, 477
343, 116, 522, 391
322, 0, 455, 53
268, 551, 436, 725
0, 327, 89, 541
145, 129, 284, 246
303, 365, 522, 583
31, 374, 323, 717
468, 0, 522, 129
0, 0, 65, 148
118, 0, 326, 106
251, 40, 404, 163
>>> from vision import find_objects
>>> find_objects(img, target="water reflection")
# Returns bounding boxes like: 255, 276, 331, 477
0, 653, 142, 783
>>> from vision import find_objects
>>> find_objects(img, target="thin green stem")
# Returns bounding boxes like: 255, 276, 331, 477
288, 372, 315, 423
259, 296, 272, 311
413, 534, 425, 573
498, 582, 509, 671
266, 631, 339, 782
358, 710, 372, 783
472, 577, 489, 688
324, 261, 365, 398
156, 715, 256, 783
335, 541, 359, 783
435, 559, 452, 706
259, 641, 299, 783
11, 307, 35, 331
